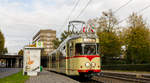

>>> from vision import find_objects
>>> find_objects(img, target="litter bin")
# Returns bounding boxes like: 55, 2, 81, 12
40, 66, 43, 72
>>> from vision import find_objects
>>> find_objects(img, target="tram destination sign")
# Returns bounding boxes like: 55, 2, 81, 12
83, 38, 96, 42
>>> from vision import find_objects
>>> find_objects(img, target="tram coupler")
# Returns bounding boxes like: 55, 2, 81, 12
90, 72, 102, 77
96, 72, 103, 77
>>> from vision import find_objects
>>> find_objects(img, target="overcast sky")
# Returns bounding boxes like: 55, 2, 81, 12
0, 0, 150, 53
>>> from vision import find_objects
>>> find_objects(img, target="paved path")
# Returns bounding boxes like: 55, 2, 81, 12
0, 68, 22, 78
26, 70, 79, 83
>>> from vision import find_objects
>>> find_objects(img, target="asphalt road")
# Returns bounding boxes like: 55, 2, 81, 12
0, 68, 22, 78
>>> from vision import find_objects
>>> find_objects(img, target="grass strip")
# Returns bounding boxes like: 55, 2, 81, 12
0, 70, 29, 83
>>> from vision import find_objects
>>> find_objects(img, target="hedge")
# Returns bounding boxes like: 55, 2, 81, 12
102, 64, 150, 71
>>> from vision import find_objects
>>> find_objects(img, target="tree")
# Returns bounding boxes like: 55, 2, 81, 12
60, 30, 71, 42
98, 32, 121, 64
0, 30, 5, 55
52, 38, 61, 49
3, 48, 8, 54
95, 10, 121, 64
97, 9, 118, 33
18, 49, 24, 56
52, 30, 71, 49
124, 13, 150, 64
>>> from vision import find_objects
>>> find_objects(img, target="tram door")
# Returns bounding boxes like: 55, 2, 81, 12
66, 42, 73, 75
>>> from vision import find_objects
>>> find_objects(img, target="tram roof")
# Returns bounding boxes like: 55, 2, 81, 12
48, 33, 98, 56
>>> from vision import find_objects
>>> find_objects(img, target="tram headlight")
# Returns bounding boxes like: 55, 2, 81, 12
85, 62, 90, 67
91, 62, 96, 67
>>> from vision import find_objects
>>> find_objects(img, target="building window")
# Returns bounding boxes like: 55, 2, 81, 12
47, 33, 51, 36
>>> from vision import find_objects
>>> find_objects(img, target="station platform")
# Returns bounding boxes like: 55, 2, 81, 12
26, 70, 79, 83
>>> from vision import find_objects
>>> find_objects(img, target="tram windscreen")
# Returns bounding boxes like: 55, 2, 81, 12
84, 44, 96, 55
75, 43, 99, 55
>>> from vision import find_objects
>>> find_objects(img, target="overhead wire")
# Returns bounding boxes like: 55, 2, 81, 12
60, 0, 81, 37
74, 0, 131, 22
137, 5, 150, 13
118, 4, 150, 24
62, 0, 80, 27
0, 0, 81, 38
66, 0, 80, 21
75, 0, 93, 19
113, 0, 133, 13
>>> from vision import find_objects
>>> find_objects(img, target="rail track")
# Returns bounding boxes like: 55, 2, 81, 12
71, 76, 102, 83
47, 69, 150, 83
47, 70, 102, 83
95, 72, 150, 83
72, 72, 150, 83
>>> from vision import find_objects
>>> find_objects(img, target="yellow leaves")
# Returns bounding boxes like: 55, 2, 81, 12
97, 31, 121, 57
0, 30, 5, 54
18, 49, 23, 56
124, 13, 150, 63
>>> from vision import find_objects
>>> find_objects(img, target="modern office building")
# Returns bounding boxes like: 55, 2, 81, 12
32, 29, 56, 55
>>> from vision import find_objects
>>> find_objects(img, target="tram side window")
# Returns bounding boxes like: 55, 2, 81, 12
75, 43, 82, 55
62, 46, 66, 56
97, 44, 100, 54
69, 42, 74, 56
52, 54, 56, 62
52, 54, 57, 68
59, 52, 64, 61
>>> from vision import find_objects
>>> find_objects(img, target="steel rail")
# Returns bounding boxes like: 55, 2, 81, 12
101, 72, 150, 83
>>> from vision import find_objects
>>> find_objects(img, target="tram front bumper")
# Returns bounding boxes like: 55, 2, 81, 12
78, 69, 102, 77
78, 69, 101, 73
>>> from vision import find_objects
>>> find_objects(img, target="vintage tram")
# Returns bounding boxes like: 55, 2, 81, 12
48, 21, 101, 78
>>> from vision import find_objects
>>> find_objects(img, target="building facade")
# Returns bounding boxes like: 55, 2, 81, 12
32, 29, 56, 55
